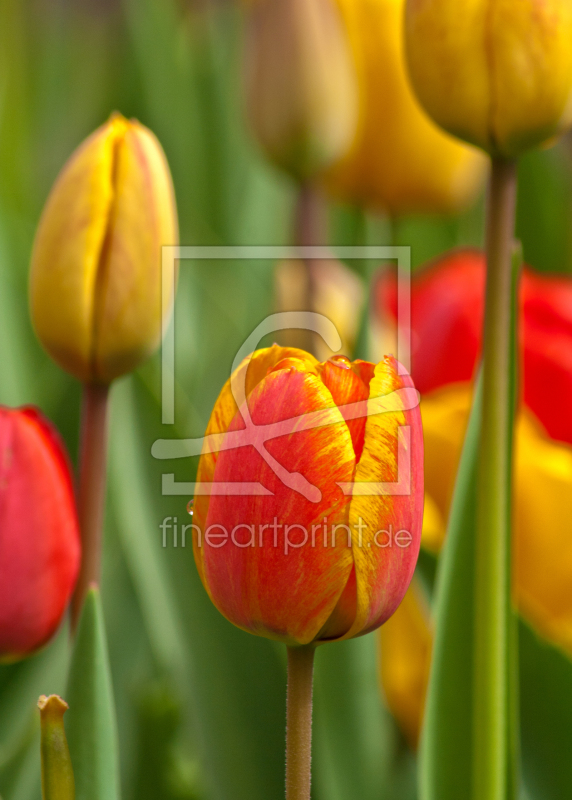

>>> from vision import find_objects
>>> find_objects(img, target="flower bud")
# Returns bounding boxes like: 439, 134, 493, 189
325, 0, 487, 214
0, 407, 80, 660
193, 345, 423, 645
30, 113, 178, 384
404, 0, 572, 157
38, 695, 75, 800
243, 0, 358, 181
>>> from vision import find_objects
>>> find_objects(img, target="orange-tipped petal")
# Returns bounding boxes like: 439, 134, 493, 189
319, 356, 370, 461
201, 366, 356, 644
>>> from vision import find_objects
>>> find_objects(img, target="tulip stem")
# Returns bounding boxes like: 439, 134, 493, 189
71, 382, 110, 632
473, 157, 518, 800
293, 183, 326, 355
285, 644, 315, 800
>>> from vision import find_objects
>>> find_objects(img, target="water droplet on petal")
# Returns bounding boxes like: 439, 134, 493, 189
187, 499, 194, 516
329, 354, 352, 370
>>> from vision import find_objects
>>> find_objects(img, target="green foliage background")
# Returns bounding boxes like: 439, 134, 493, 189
0, 1, 571, 799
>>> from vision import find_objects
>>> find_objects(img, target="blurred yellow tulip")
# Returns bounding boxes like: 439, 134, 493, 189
379, 579, 432, 749
324, 0, 487, 214
405, 0, 572, 157
382, 385, 572, 746
243, 0, 358, 181
30, 113, 178, 384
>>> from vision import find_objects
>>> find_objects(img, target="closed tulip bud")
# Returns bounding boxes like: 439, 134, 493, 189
193, 345, 423, 645
243, 0, 358, 181
404, 0, 572, 158
325, 0, 487, 214
30, 113, 178, 384
38, 695, 75, 800
0, 407, 80, 661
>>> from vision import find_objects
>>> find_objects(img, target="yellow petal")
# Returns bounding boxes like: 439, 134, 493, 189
514, 412, 572, 655
379, 580, 432, 749
325, 0, 487, 214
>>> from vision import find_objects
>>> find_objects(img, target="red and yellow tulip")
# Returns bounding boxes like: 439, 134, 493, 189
0, 407, 80, 661
375, 250, 572, 743
192, 345, 424, 645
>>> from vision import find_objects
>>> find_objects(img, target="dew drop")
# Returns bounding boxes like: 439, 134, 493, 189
329, 354, 351, 369
187, 499, 194, 516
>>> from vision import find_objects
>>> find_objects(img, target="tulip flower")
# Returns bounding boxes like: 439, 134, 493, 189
192, 344, 423, 798
38, 695, 75, 800
243, 0, 358, 182
379, 579, 432, 749
193, 344, 424, 644
404, 0, 572, 158
325, 0, 487, 214
375, 251, 572, 746
29, 113, 178, 627
0, 407, 80, 660
29, 112, 178, 385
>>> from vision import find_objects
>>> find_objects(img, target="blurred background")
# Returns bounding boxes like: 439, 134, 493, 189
1, 1, 572, 799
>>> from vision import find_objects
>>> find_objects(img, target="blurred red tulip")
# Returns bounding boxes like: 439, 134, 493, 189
192, 345, 424, 646
0, 407, 80, 660
375, 249, 572, 446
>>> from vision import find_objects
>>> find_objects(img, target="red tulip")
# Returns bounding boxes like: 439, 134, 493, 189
375, 249, 572, 446
192, 345, 424, 645
0, 407, 80, 660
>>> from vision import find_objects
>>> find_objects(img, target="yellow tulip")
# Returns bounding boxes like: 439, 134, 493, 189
243, 0, 358, 181
404, 0, 572, 157
379, 579, 432, 749
382, 384, 572, 746
30, 113, 178, 384
324, 0, 487, 214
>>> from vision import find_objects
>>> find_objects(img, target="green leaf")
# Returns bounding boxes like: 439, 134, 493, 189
519, 620, 572, 799
418, 377, 482, 800
65, 588, 120, 800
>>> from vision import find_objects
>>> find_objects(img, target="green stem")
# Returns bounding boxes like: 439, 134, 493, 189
472, 157, 517, 800
71, 382, 110, 632
292, 183, 325, 355
285, 645, 315, 800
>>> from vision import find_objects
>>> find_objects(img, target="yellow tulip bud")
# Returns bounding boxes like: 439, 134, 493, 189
243, 0, 358, 181
30, 113, 178, 384
324, 0, 487, 215
404, 0, 572, 158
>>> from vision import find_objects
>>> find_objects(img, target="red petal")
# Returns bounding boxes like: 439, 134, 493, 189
0, 407, 80, 658
201, 367, 356, 644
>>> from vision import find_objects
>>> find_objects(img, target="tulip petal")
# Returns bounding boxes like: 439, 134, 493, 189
343, 357, 423, 639
201, 366, 356, 644
30, 117, 122, 382
319, 357, 370, 460
514, 412, 572, 655
193, 345, 318, 585
93, 119, 178, 382
0, 408, 80, 659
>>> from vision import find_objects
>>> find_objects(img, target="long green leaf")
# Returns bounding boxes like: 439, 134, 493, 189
65, 588, 120, 800
418, 376, 482, 799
